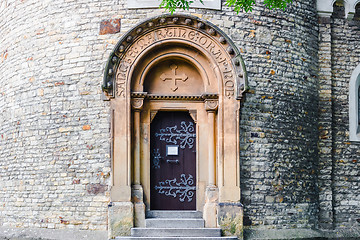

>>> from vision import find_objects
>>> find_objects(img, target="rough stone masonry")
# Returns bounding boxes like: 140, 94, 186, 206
0, 0, 359, 239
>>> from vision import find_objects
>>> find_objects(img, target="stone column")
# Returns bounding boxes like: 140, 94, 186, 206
108, 96, 133, 239
205, 99, 218, 186
203, 98, 219, 228
131, 94, 146, 227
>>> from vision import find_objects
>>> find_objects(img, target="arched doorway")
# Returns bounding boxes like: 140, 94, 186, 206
102, 14, 248, 238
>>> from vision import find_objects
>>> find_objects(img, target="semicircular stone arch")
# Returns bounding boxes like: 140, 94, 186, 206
103, 14, 248, 98
103, 14, 248, 238
130, 42, 211, 95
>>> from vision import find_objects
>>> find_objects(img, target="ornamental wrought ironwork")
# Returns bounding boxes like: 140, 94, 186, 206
154, 174, 195, 202
155, 121, 196, 149
152, 149, 161, 169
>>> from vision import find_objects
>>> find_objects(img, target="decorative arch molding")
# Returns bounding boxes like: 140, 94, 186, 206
317, 0, 359, 19
103, 14, 247, 238
102, 14, 248, 99
349, 63, 360, 141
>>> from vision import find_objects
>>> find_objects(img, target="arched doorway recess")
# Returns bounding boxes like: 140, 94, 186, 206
102, 14, 248, 238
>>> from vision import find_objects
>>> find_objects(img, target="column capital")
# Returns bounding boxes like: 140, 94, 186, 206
204, 99, 218, 112
131, 92, 147, 110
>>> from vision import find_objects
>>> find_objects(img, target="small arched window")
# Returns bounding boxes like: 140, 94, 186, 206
354, 2, 360, 20
332, 0, 346, 18
349, 64, 360, 141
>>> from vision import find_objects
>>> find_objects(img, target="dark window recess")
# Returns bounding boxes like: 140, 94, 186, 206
332, 0, 345, 18
354, 3, 360, 21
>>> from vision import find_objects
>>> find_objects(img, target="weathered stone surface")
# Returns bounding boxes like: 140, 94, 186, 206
328, 11, 360, 232
218, 203, 244, 239
0, 226, 107, 240
86, 183, 107, 195
0, 0, 359, 238
0, 0, 114, 231
100, 19, 121, 35
204, 187, 219, 228
108, 202, 133, 238
238, 0, 320, 231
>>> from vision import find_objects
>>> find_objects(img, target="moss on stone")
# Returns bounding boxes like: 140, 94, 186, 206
219, 212, 243, 239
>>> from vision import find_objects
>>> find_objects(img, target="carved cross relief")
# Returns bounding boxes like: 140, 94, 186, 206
160, 64, 188, 92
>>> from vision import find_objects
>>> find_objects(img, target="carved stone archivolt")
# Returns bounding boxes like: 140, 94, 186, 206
102, 14, 248, 100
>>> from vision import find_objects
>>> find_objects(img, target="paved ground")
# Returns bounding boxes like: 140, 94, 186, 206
0, 227, 107, 240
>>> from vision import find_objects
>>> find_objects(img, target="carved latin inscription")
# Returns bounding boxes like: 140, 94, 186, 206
116, 62, 129, 97
116, 26, 235, 98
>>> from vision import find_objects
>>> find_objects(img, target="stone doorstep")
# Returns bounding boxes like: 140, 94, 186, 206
115, 211, 238, 240
145, 211, 203, 219
115, 237, 238, 240
145, 218, 205, 228
131, 227, 222, 237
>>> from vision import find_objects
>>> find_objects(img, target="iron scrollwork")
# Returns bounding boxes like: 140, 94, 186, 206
152, 149, 161, 169
154, 174, 196, 202
155, 121, 196, 149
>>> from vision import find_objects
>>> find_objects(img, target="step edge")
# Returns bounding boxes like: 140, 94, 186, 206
116, 238, 238, 239
132, 228, 221, 230
146, 218, 204, 220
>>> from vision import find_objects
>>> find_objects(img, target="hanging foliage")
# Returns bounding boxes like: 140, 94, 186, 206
160, 0, 293, 14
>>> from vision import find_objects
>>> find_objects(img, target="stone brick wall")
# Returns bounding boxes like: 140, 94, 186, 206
234, 1, 320, 230
330, 12, 360, 231
0, 0, 359, 236
0, 0, 123, 230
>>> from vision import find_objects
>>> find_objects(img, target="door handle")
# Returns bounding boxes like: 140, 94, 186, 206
166, 159, 179, 164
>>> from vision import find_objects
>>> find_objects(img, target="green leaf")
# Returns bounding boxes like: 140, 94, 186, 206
263, 0, 293, 10
160, 0, 292, 14
225, 0, 256, 13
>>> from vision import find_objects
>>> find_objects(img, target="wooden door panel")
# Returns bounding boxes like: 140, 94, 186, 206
150, 111, 196, 210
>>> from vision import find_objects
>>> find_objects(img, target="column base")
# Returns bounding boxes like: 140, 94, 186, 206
217, 202, 244, 240
203, 185, 219, 228
132, 184, 146, 227
108, 201, 134, 239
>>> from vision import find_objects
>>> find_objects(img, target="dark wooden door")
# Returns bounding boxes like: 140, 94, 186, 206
150, 111, 196, 210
